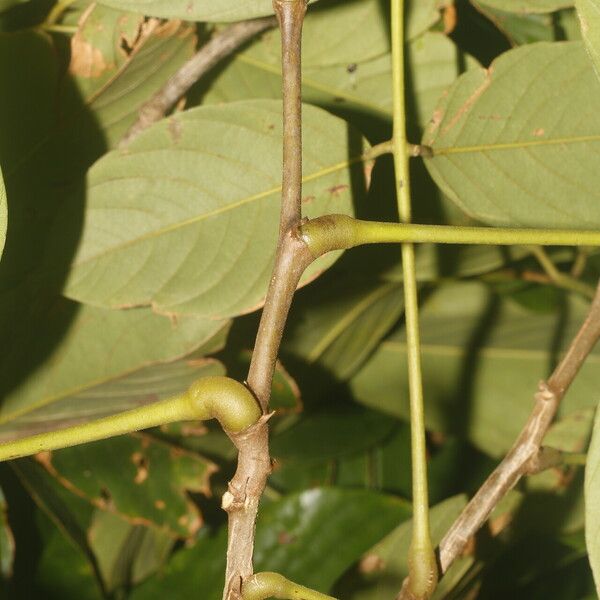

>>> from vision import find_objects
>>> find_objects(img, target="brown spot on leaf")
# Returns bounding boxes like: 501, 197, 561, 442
98, 487, 113, 509
430, 109, 444, 133
278, 531, 295, 545
69, 5, 108, 78
443, 4, 457, 34
301, 195, 315, 204
168, 117, 182, 144
180, 423, 208, 437
328, 184, 349, 196
533, 128, 545, 137
359, 554, 385, 574
132, 452, 149, 484
442, 71, 491, 135
35, 450, 53, 470
154, 499, 166, 510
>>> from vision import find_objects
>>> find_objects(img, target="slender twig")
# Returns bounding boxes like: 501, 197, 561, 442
222, 3, 308, 599
276, 0, 306, 232
391, 0, 436, 597
436, 280, 600, 575
529, 246, 596, 300
571, 247, 590, 278
120, 17, 276, 147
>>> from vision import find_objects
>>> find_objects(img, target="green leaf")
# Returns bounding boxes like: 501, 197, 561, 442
67, 7, 197, 147
63, 100, 365, 318
0, 18, 194, 289
253, 488, 411, 592
35, 515, 103, 600
283, 274, 403, 380
0, 0, 26, 13
585, 405, 600, 595
0, 165, 5, 261
0, 486, 13, 580
131, 488, 410, 599
270, 406, 397, 461
95, 0, 320, 23
351, 281, 600, 455
93, 0, 436, 28
0, 357, 225, 442
476, 0, 574, 13
423, 41, 600, 229
202, 28, 474, 131
0, 300, 226, 433
129, 527, 227, 600
38, 432, 216, 538
13, 458, 104, 594
338, 495, 467, 600
475, 4, 582, 45
17, 457, 174, 594
576, 0, 600, 77
87, 511, 173, 593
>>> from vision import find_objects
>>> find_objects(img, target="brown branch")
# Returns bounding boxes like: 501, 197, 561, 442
276, 0, 306, 233
221, 3, 308, 599
120, 16, 276, 147
435, 280, 600, 577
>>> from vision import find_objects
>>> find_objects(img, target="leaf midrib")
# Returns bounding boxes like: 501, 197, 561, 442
431, 133, 600, 156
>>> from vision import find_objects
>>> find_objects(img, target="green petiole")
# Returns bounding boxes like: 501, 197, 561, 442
391, 0, 437, 595
0, 376, 261, 462
242, 572, 337, 600
299, 214, 600, 258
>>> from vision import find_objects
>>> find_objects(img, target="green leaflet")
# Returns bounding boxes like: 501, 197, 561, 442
577, 0, 600, 78
339, 495, 467, 600
94, 0, 320, 22
0, 356, 226, 442
92, 0, 435, 27
585, 405, 600, 595
0, 300, 227, 428
351, 281, 600, 456
476, 0, 574, 13
282, 273, 403, 380
130, 488, 411, 599
202, 27, 474, 132
39, 433, 215, 538
0, 0, 26, 12
64, 100, 366, 318
424, 41, 600, 229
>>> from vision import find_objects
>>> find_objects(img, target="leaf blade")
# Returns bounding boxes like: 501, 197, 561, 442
64, 100, 366, 318
423, 42, 600, 228
585, 404, 600, 595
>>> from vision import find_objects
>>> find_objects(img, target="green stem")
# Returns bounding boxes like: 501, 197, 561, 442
45, 0, 78, 26
42, 24, 78, 34
529, 246, 596, 300
299, 215, 600, 258
0, 377, 261, 462
391, 0, 437, 596
242, 572, 337, 600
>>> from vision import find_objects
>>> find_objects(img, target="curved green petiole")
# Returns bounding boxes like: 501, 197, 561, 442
242, 572, 337, 600
300, 214, 600, 258
0, 376, 261, 462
